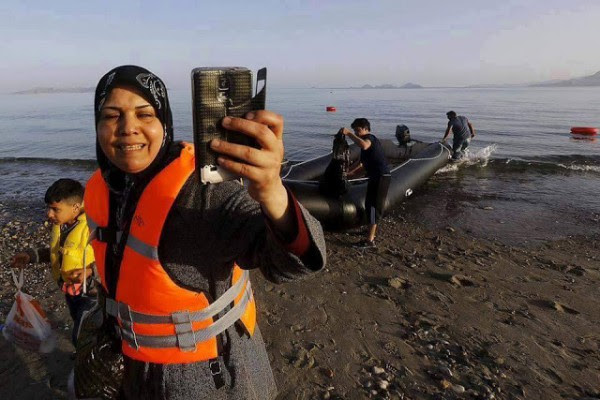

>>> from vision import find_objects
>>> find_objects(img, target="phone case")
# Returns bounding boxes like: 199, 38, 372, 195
191, 67, 267, 183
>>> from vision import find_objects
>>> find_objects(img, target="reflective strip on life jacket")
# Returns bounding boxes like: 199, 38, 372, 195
106, 270, 249, 325
105, 271, 252, 351
125, 234, 158, 260
84, 144, 257, 364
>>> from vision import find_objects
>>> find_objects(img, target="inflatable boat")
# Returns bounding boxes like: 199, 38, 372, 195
282, 139, 452, 229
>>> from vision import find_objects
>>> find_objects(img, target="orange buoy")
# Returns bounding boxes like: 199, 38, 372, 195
570, 127, 598, 135
326, 106, 336, 112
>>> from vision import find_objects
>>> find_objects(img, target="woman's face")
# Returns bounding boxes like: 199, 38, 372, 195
97, 86, 164, 173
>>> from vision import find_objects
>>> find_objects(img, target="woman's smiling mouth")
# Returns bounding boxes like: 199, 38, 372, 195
117, 143, 146, 152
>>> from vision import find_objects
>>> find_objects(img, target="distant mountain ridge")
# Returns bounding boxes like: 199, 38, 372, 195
469, 70, 600, 88
351, 82, 422, 89
530, 70, 600, 87
12, 87, 95, 95
13, 70, 600, 94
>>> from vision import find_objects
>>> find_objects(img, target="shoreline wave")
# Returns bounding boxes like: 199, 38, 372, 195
3, 152, 600, 177
0, 157, 96, 167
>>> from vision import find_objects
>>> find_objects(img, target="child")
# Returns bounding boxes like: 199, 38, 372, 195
342, 119, 391, 248
11, 178, 96, 346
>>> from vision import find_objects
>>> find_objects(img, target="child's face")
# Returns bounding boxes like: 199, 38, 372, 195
353, 127, 368, 136
46, 200, 80, 225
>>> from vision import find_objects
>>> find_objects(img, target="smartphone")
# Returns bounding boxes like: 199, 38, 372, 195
191, 67, 267, 184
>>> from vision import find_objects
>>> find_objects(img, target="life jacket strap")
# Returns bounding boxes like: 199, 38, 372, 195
104, 270, 252, 352
87, 218, 122, 244
116, 283, 252, 351
105, 270, 249, 324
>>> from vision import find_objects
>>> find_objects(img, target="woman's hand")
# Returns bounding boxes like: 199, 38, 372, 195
210, 111, 294, 234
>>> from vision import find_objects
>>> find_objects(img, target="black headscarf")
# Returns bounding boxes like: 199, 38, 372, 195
94, 65, 174, 187
93, 65, 179, 297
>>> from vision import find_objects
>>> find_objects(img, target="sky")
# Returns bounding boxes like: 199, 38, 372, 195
1, 0, 600, 92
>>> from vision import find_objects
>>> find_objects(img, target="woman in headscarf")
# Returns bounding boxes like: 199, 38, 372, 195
75, 65, 326, 399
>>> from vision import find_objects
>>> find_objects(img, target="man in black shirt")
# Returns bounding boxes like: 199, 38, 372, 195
342, 118, 390, 248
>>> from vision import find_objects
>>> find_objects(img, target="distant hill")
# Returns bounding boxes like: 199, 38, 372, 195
467, 70, 600, 88
466, 83, 525, 88
351, 82, 423, 89
12, 87, 95, 95
399, 82, 422, 89
530, 70, 600, 87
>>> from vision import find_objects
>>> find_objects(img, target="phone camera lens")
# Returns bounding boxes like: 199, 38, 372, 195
218, 76, 230, 91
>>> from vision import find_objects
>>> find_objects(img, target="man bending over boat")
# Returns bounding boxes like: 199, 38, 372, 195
442, 111, 475, 161
342, 118, 390, 249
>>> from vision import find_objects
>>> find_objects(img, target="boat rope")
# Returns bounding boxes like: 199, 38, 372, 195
282, 142, 450, 183
388, 142, 450, 172
280, 154, 331, 179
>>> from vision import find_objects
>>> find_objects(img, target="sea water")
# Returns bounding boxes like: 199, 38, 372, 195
0, 87, 598, 243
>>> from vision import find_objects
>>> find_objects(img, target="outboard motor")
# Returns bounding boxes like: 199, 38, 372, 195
395, 124, 411, 145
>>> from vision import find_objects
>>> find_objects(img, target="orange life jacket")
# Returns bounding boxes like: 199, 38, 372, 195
84, 145, 256, 364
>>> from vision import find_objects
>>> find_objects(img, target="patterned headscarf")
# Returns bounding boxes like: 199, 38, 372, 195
93, 66, 180, 299
94, 65, 173, 175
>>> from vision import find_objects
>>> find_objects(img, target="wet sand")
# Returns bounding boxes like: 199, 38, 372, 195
0, 191, 599, 399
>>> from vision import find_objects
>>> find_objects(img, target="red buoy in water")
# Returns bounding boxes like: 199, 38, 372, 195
326, 106, 336, 112
570, 126, 598, 135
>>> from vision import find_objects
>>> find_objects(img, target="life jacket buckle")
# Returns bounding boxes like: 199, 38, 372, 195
209, 360, 222, 376
96, 227, 122, 244
96, 227, 112, 243
209, 359, 225, 389
172, 310, 197, 352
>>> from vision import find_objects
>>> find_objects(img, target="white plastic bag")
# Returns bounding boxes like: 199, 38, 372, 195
2, 269, 56, 353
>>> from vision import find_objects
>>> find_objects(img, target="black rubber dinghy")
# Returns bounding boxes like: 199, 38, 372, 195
281, 139, 451, 229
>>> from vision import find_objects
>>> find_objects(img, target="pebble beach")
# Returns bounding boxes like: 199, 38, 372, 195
1, 183, 598, 400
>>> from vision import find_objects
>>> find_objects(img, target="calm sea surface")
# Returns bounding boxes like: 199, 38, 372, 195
1, 87, 599, 243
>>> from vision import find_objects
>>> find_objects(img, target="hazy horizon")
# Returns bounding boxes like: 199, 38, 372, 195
2, 0, 600, 93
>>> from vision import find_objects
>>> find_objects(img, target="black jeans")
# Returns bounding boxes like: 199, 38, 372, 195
365, 174, 391, 225
452, 136, 471, 160
65, 292, 96, 346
